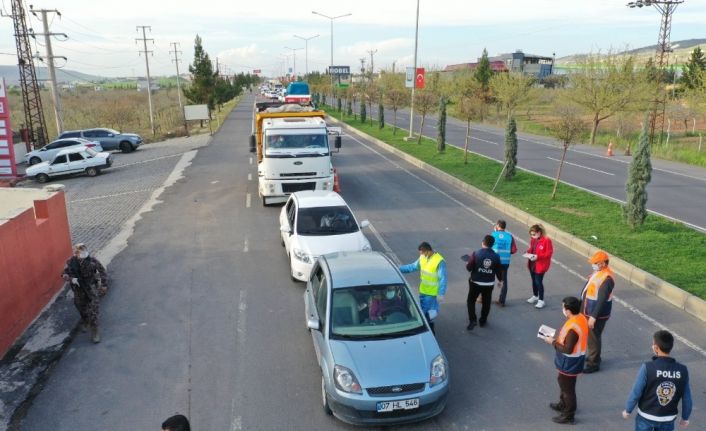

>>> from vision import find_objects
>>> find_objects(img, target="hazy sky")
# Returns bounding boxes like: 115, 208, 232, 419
0, 0, 705, 79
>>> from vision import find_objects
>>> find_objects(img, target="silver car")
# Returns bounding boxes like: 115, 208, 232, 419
304, 251, 449, 426
59, 128, 142, 153
24, 138, 103, 165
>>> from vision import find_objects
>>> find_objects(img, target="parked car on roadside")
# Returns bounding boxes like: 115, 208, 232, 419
24, 138, 103, 165
58, 128, 142, 153
280, 191, 371, 281
26, 146, 113, 183
304, 251, 449, 426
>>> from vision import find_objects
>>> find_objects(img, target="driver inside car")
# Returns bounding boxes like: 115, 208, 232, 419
369, 286, 407, 321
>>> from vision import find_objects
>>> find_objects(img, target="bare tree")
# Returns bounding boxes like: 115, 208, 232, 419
490, 72, 535, 120
385, 89, 409, 135
551, 102, 586, 199
414, 90, 438, 144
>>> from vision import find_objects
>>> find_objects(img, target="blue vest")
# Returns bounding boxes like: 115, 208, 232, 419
638, 357, 688, 422
491, 231, 513, 265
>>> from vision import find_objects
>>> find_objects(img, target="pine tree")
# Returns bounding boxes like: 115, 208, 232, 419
683, 47, 706, 89
347, 99, 353, 117
183, 35, 216, 112
437, 96, 447, 152
504, 117, 518, 179
360, 101, 367, 124
624, 116, 653, 229
474, 48, 492, 92
337, 97, 342, 113
378, 101, 384, 129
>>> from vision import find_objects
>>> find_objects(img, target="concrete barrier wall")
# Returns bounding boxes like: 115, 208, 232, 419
0, 191, 72, 356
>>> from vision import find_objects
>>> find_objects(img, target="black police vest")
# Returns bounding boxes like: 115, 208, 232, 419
638, 357, 688, 420
470, 248, 500, 285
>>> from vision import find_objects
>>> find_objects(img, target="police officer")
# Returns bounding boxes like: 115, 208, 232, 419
465, 235, 502, 330
623, 330, 692, 430
580, 250, 616, 373
490, 219, 517, 307
400, 242, 447, 334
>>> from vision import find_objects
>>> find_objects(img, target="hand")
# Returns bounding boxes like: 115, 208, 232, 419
588, 316, 597, 329
680, 419, 689, 428
71, 278, 79, 285
530, 254, 537, 262
543, 336, 555, 345
622, 410, 630, 419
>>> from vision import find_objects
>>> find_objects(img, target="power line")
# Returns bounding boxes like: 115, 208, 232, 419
136, 25, 155, 136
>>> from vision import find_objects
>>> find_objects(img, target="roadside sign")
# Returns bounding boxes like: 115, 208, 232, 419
328, 66, 350, 78
405, 67, 414, 88
253, 69, 261, 74
0, 78, 17, 178
184, 104, 209, 121
415, 68, 425, 89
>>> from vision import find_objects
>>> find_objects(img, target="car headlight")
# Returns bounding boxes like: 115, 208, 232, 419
429, 355, 447, 386
292, 248, 313, 264
334, 365, 362, 394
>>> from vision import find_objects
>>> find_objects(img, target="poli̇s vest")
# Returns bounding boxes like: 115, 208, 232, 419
491, 231, 513, 265
638, 357, 688, 422
469, 248, 500, 286
581, 268, 615, 318
554, 314, 589, 376
419, 253, 444, 296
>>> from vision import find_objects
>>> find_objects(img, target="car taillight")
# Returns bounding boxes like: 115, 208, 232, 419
86, 143, 95, 148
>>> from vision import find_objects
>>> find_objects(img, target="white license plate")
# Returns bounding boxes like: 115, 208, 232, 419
376, 398, 420, 412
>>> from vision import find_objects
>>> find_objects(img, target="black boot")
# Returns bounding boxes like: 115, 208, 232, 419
551, 415, 575, 425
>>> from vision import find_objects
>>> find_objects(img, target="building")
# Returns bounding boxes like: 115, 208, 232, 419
444, 50, 555, 78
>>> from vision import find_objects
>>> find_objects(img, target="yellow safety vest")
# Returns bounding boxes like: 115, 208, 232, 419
419, 253, 444, 296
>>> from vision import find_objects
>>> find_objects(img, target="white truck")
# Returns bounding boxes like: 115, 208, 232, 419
250, 103, 341, 206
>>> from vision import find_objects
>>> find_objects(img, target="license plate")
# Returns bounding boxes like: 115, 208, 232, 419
376, 398, 420, 412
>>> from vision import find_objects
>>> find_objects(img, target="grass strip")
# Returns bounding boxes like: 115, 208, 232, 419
326, 106, 706, 299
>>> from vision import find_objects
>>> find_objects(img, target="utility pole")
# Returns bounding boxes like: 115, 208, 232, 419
4, 0, 48, 147
367, 49, 378, 78
284, 47, 302, 77
294, 34, 319, 77
407, 0, 420, 140
392, 60, 396, 74
359, 57, 366, 75
312, 11, 352, 97
136, 25, 155, 136
31, 6, 66, 135
169, 42, 183, 110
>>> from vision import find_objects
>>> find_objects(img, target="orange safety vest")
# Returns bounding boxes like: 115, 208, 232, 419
581, 267, 615, 318
554, 314, 589, 376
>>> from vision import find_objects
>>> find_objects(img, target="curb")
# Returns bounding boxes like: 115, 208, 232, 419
328, 116, 706, 324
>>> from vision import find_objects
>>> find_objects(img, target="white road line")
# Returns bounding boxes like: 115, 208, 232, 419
546, 157, 615, 176
211, 180, 220, 184
367, 222, 401, 265
249, 157, 253, 165
247, 173, 252, 181
112, 152, 186, 168
245, 193, 251, 208
70, 188, 153, 203
349, 132, 706, 358
471, 136, 499, 146
243, 238, 249, 253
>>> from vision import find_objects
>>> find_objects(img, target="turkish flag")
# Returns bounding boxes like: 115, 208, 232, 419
415, 68, 425, 89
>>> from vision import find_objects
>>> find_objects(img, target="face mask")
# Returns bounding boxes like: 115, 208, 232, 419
79, 251, 89, 259
385, 291, 396, 300
591, 264, 600, 272
562, 307, 570, 318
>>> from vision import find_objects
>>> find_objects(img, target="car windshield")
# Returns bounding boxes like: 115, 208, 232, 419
84, 148, 98, 156
265, 134, 327, 151
296, 206, 358, 235
330, 284, 426, 339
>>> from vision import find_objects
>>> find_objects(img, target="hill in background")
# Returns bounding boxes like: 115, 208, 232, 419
557, 38, 706, 66
0, 65, 105, 86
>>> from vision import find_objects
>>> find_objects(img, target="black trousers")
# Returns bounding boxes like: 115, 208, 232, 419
586, 317, 608, 368
556, 373, 577, 419
467, 281, 493, 324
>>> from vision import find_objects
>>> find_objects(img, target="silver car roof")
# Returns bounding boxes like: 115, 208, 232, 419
322, 251, 405, 289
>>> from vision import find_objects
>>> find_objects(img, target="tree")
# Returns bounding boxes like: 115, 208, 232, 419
414, 90, 437, 144
490, 72, 535, 120
453, 71, 482, 163
360, 99, 367, 123
183, 35, 216, 115
378, 100, 384, 129
337, 96, 342, 113
384, 89, 408, 135
474, 48, 493, 121
568, 53, 650, 146
624, 115, 652, 229
437, 96, 447, 152
551, 103, 586, 199
365, 84, 379, 126
682, 47, 706, 90
503, 118, 518, 180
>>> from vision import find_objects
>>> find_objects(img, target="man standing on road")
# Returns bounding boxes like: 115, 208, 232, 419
465, 235, 502, 330
490, 219, 517, 307
543, 296, 588, 425
580, 250, 616, 374
622, 330, 692, 431
62, 243, 108, 343
400, 242, 447, 334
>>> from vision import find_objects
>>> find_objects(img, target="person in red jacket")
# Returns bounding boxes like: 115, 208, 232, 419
525, 224, 554, 309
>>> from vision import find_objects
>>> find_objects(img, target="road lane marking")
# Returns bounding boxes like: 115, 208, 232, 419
112, 151, 188, 168
546, 157, 615, 176
249, 157, 253, 165
211, 180, 220, 184
230, 289, 247, 430
70, 188, 153, 203
243, 238, 249, 253
349, 132, 706, 357
367, 222, 400, 265
247, 173, 252, 181
245, 193, 251, 208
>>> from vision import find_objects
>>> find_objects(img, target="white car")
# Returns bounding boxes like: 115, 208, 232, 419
24, 138, 103, 165
280, 191, 372, 281
26, 146, 113, 183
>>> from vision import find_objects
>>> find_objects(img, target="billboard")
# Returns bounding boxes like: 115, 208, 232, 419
184, 104, 209, 121
328, 66, 350, 78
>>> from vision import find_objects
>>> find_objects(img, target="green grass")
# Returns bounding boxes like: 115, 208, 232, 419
325, 105, 706, 299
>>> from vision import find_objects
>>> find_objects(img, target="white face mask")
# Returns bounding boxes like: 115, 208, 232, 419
591, 264, 600, 272
385, 290, 396, 300
562, 308, 569, 318
79, 251, 89, 259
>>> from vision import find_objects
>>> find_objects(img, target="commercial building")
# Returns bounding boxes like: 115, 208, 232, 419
444, 50, 555, 78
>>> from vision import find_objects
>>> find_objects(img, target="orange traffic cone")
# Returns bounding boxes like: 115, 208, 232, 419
606, 142, 614, 157
333, 169, 340, 193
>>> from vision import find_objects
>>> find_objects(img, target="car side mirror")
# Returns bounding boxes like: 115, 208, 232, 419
249, 135, 256, 153
40, 148, 46, 151
360, 220, 370, 228
334, 136, 342, 149
307, 316, 321, 331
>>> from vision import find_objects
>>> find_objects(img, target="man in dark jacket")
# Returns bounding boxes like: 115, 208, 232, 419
62, 243, 108, 343
465, 235, 502, 330
580, 250, 616, 373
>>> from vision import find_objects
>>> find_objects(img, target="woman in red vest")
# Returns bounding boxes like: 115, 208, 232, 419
525, 224, 554, 309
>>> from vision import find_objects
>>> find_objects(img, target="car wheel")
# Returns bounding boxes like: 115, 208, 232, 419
85, 167, 99, 177
35, 173, 49, 183
322, 375, 333, 415
119, 141, 134, 153
29, 156, 42, 165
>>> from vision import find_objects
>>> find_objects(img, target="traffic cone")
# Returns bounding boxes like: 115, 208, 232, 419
333, 169, 340, 193
606, 141, 614, 157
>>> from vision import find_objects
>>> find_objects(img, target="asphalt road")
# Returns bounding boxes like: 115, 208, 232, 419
17, 94, 705, 430
350, 100, 706, 232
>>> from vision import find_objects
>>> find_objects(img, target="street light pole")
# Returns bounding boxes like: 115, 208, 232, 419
284, 46, 303, 77
407, 0, 420, 139
294, 34, 320, 77
312, 11, 351, 96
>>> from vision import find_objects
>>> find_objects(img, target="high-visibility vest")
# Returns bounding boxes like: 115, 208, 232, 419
581, 267, 615, 318
419, 252, 444, 296
554, 314, 589, 376
491, 231, 513, 265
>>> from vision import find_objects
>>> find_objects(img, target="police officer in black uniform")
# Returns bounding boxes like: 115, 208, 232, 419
465, 235, 502, 330
623, 330, 692, 430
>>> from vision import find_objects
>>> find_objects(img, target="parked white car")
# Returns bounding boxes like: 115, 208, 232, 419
26, 146, 113, 183
280, 191, 372, 281
24, 138, 103, 165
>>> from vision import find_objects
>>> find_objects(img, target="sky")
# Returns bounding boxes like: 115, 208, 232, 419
0, 0, 705, 79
